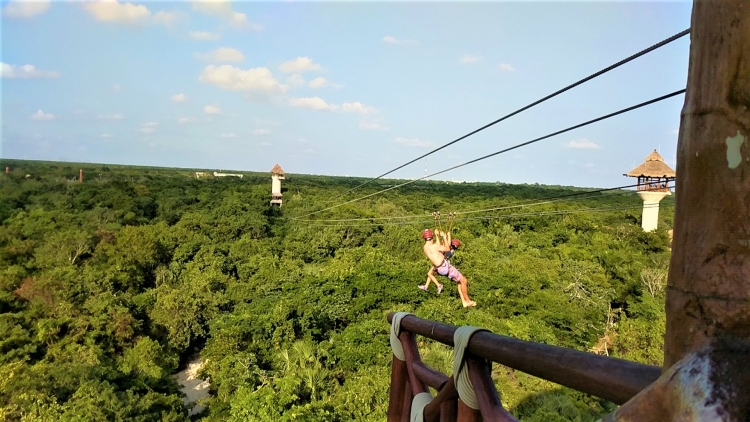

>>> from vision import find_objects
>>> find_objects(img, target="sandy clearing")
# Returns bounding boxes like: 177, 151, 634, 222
174, 358, 211, 417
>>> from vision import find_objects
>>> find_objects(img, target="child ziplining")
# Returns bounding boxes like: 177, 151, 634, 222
420, 211, 476, 308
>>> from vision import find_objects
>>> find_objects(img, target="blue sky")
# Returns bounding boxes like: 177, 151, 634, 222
2, 0, 691, 188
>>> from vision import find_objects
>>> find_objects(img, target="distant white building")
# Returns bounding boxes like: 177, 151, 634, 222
270, 164, 285, 206
213, 172, 243, 178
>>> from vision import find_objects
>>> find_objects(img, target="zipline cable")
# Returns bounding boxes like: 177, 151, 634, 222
293, 182, 644, 223
317, 28, 690, 206
291, 89, 685, 219
304, 203, 673, 228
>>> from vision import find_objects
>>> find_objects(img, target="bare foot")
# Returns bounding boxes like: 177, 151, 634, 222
462, 301, 477, 308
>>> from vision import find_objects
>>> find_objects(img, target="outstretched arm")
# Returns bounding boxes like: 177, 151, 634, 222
431, 231, 448, 251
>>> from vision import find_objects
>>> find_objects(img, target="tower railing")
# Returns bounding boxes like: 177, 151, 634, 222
386, 312, 661, 422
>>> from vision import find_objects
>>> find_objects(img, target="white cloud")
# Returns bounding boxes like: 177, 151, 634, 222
152, 9, 184, 26
72, 110, 87, 115
671, 128, 679, 135
178, 117, 198, 123
460, 54, 480, 64
279, 57, 322, 73
297, 137, 308, 143
192, 0, 231, 15
228, 11, 261, 30
288, 96, 336, 111
189, 31, 221, 41
252, 128, 271, 135
172, 93, 188, 102
1, 62, 59, 79
194, 47, 245, 62
199, 65, 287, 95
308, 77, 327, 89
261, 142, 271, 146
308, 76, 343, 89
191, 0, 262, 30
138, 121, 158, 134
286, 74, 305, 88
220, 132, 238, 138
301, 148, 315, 154
30, 109, 55, 121
341, 101, 377, 115
497, 63, 515, 72
112, 84, 123, 92
585, 163, 595, 168
98, 113, 125, 120
288, 96, 384, 130
359, 121, 388, 131
566, 138, 601, 150
394, 137, 431, 148
82, 0, 152, 24
2, 0, 50, 18
382, 35, 418, 45
101, 133, 113, 138
204, 105, 221, 114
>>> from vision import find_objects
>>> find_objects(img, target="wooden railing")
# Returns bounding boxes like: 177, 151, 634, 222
387, 313, 661, 422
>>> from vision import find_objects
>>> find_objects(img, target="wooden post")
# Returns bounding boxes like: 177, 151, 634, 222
665, 0, 750, 368
467, 357, 518, 422
399, 331, 430, 395
401, 382, 412, 422
387, 355, 408, 422
457, 400, 481, 422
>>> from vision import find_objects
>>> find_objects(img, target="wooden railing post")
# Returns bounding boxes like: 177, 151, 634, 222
457, 399, 481, 422
467, 356, 518, 422
400, 330, 430, 395
387, 354, 408, 422
665, 0, 750, 369
401, 382, 413, 422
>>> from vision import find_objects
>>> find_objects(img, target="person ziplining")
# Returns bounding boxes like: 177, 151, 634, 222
421, 211, 476, 308
420, 235, 461, 295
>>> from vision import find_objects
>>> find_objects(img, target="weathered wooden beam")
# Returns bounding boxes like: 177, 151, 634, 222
665, 0, 750, 368
400, 330, 430, 395
457, 399, 481, 422
387, 355, 408, 422
413, 361, 449, 390
423, 376, 459, 422
467, 357, 517, 422
440, 399, 458, 422
388, 313, 660, 405
401, 381, 413, 422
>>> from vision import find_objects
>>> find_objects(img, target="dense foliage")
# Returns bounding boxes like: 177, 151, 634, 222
0, 159, 673, 421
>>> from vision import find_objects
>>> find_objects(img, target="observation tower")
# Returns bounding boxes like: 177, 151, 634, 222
624, 150, 675, 232
270, 164, 285, 206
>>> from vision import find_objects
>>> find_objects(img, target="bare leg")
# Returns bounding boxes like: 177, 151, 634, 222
421, 268, 437, 291
429, 273, 443, 293
457, 276, 476, 307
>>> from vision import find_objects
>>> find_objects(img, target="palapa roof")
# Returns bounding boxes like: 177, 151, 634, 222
270, 164, 285, 175
625, 150, 676, 178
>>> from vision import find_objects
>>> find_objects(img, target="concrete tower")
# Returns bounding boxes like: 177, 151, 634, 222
624, 150, 676, 232
270, 164, 285, 206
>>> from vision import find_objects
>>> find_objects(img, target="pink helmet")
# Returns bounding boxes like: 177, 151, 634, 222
422, 229, 433, 240
451, 239, 461, 249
